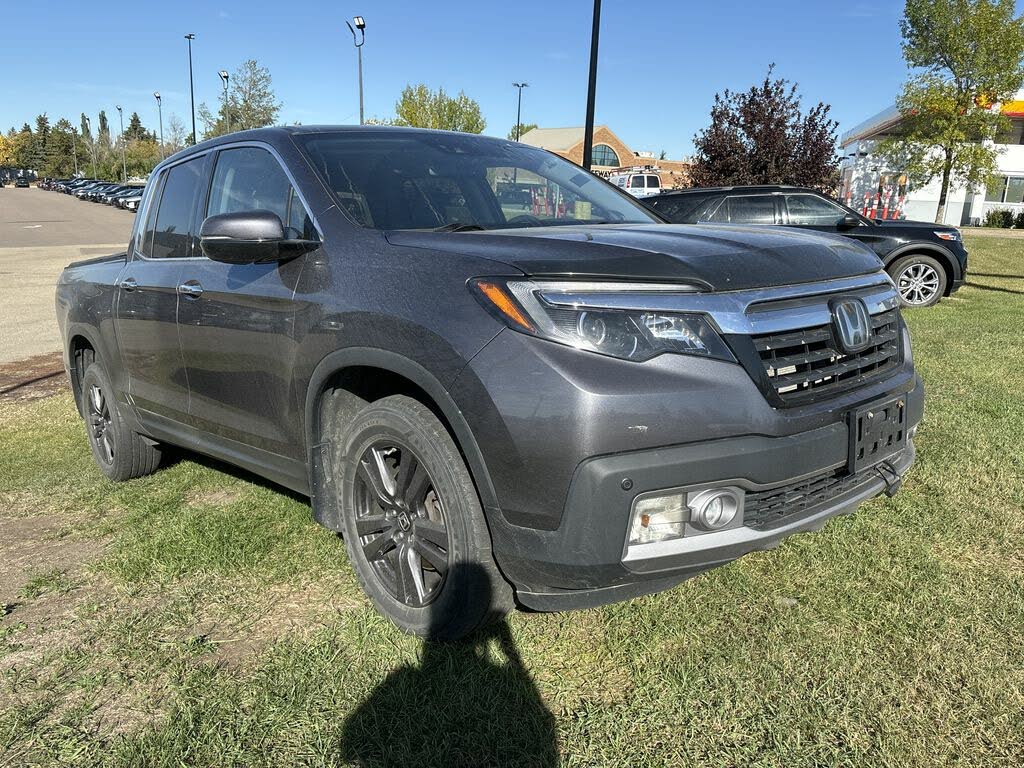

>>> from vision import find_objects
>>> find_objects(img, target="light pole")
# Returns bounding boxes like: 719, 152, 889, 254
513, 82, 529, 140
115, 105, 127, 183
345, 15, 366, 124
154, 92, 164, 160
581, 0, 602, 170
84, 115, 97, 178
219, 70, 230, 132
185, 33, 197, 144
71, 128, 79, 176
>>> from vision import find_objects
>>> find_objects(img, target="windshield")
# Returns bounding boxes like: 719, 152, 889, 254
296, 130, 660, 231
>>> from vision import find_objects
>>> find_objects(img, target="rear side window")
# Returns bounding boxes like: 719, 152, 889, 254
207, 146, 315, 239
136, 175, 164, 257
707, 195, 777, 224
150, 158, 204, 259
646, 175, 660, 188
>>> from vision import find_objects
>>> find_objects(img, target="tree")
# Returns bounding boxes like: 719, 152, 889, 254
878, 0, 1024, 223
125, 112, 148, 142
97, 110, 110, 148
689, 65, 839, 191
43, 118, 77, 176
393, 84, 486, 133
166, 114, 189, 153
31, 113, 50, 169
507, 122, 537, 140
198, 59, 282, 138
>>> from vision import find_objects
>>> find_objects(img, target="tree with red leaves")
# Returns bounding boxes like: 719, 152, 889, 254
689, 66, 839, 192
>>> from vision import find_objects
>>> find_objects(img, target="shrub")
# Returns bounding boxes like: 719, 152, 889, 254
1014, 210, 1024, 229
983, 208, 1014, 228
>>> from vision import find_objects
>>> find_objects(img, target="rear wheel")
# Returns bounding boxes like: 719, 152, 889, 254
888, 254, 947, 308
80, 362, 161, 481
334, 395, 511, 640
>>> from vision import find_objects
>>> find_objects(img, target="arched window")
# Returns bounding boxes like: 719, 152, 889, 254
591, 144, 620, 167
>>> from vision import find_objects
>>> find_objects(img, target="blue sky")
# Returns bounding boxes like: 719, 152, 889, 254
2, 1, 914, 157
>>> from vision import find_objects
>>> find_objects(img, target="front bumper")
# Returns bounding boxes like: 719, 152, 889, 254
482, 374, 924, 611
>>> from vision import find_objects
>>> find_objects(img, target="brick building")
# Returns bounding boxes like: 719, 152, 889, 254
517, 125, 691, 188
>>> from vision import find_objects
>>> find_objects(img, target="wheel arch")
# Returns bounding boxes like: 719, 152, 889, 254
883, 243, 960, 296
304, 348, 498, 532
67, 329, 102, 417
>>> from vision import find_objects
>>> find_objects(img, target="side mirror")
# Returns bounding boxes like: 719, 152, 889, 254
200, 210, 286, 264
837, 213, 861, 229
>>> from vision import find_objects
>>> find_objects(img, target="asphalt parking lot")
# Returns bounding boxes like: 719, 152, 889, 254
0, 187, 133, 363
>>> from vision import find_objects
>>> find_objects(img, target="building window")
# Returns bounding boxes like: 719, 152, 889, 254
591, 144, 620, 167
987, 175, 1024, 204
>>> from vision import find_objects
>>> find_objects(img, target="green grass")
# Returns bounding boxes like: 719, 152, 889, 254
1, 234, 1022, 766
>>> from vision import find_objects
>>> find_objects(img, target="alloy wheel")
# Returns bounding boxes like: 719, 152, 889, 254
353, 440, 451, 607
87, 384, 114, 465
896, 262, 941, 306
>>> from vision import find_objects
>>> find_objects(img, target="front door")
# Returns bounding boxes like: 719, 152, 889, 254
175, 145, 318, 459
114, 155, 206, 425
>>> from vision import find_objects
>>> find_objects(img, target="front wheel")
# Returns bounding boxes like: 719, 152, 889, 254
888, 254, 947, 308
334, 395, 512, 640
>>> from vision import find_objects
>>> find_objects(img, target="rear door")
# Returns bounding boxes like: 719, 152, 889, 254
175, 144, 318, 459
114, 155, 206, 425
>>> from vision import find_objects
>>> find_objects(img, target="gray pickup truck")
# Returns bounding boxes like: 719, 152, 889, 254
56, 126, 922, 639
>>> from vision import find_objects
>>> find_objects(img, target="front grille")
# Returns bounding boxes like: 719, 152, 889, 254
753, 310, 900, 405
743, 468, 878, 530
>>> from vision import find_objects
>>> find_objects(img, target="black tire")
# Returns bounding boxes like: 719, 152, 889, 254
888, 254, 947, 308
80, 362, 161, 482
334, 395, 512, 640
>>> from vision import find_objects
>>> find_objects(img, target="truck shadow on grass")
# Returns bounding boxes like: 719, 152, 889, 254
338, 564, 559, 767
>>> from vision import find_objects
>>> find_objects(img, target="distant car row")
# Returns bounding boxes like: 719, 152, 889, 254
38, 178, 145, 211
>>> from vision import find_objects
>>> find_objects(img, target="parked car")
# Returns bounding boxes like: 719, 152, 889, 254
104, 186, 143, 205
644, 185, 967, 308
608, 170, 662, 198
14, 177, 30, 188
56, 127, 922, 640
117, 190, 144, 211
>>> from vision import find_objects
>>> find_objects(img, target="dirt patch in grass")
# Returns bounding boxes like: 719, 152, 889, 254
0, 352, 67, 402
185, 487, 243, 507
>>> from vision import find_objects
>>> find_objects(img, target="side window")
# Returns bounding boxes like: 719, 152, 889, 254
206, 146, 314, 238
629, 175, 644, 188
722, 195, 777, 224
647, 175, 661, 189
785, 194, 847, 226
136, 172, 164, 257
151, 158, 203, 259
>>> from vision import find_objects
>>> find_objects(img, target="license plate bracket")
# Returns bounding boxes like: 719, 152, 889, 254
848, 395, 907, 474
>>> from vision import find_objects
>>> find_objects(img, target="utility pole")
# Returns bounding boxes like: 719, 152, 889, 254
581, 0, 601, 170
346, 16, 366, 124
185, 33, 197, 144
115, 105, 127, 183
154, 92, 164, 160
513, 82, 529, 140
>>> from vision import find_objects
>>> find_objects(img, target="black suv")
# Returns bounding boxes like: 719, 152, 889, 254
56, 128, 922, 639
644, 185, 968, 308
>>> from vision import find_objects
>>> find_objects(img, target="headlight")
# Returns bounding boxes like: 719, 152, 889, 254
934, 230, 961, 242
471, 278, 734, 362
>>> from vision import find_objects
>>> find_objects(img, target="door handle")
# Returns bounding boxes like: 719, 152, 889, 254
177, 280, 204, 299
119, 277, 138, 291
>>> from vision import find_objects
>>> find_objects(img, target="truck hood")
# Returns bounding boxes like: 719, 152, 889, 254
386, 223, 883, 291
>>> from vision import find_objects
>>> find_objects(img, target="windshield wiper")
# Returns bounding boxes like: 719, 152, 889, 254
432, 222, 486, 232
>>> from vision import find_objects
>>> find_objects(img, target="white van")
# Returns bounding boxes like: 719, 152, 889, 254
609, 171, 662, 199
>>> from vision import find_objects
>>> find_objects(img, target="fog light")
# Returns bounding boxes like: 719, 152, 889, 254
629, 493, 686, 545
687, 488, 741, 531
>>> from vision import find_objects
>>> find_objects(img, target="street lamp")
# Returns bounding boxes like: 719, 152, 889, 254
115, 105, 127, 183
513, 82, 529, 140
581, 0, 602, 170
219, 70, 230, 132
185, 33, 197, 144
154, 92, 164, 160
345, 15, 366, 125
84, 115, 97, 178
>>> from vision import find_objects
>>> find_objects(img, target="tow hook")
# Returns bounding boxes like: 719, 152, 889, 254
875, 461, 902, 497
